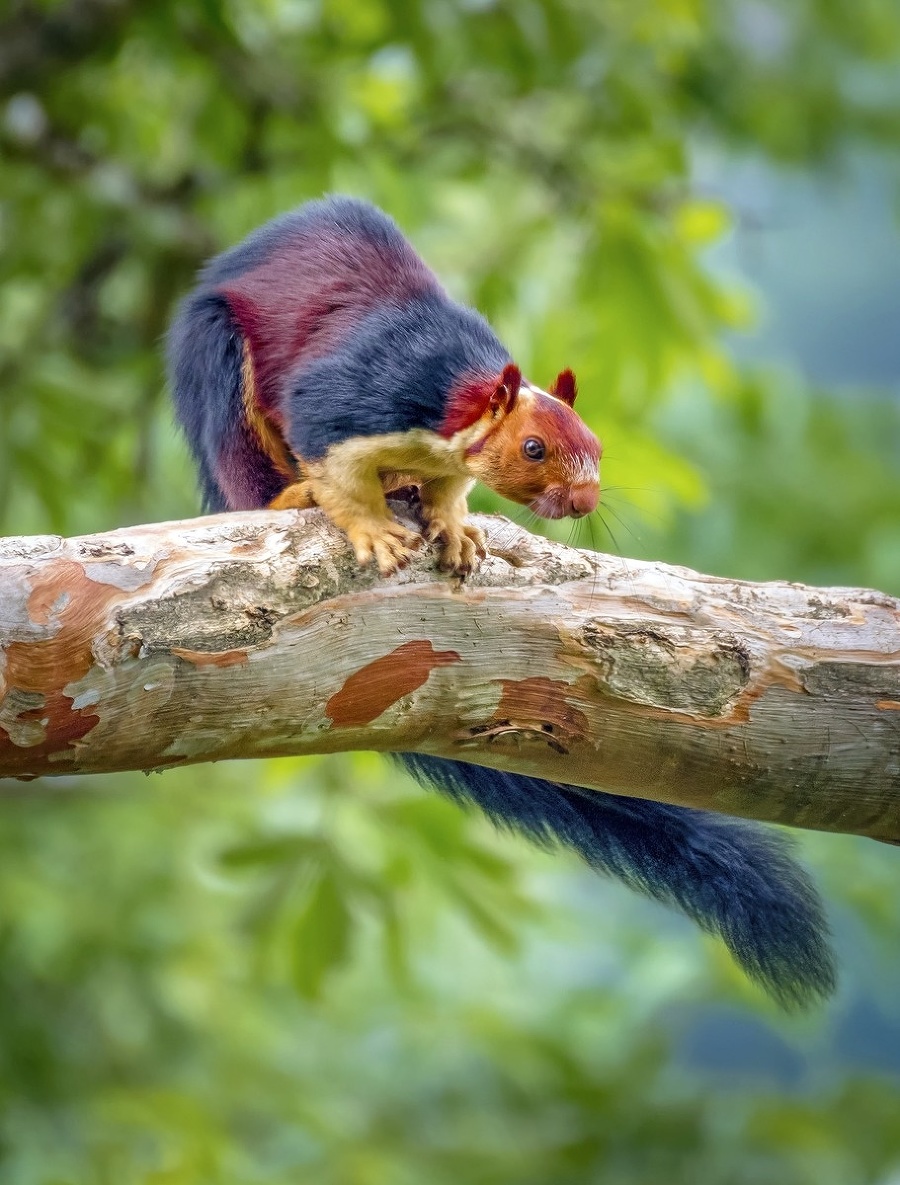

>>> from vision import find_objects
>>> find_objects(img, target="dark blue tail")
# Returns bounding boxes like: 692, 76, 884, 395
395, 754, 836, 1008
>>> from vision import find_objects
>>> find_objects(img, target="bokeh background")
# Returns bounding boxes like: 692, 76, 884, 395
2, 1, 900, 1181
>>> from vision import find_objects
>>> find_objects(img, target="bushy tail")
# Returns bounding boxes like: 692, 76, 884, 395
395, 754, 836, 1008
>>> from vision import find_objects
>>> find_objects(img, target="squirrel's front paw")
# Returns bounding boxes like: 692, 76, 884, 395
425, 518, 486, 577
346, 519, 422, 576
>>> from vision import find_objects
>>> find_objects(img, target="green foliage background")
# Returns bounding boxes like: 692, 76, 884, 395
2, 1, 900, 1180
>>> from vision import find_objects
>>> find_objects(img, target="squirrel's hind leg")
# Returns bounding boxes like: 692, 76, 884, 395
269, 480, 317, 511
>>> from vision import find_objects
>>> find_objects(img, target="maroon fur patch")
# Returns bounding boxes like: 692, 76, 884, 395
214, 423, 286, 510
439, 364, 523, 438
530, 393, 599, 463
438, 373, 496, 438
221, 229, 439, 418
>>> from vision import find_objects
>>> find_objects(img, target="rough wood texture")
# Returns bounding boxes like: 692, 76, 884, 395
1, 509, 898, 841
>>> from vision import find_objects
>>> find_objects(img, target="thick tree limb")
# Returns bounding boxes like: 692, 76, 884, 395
1, 509, 898, 841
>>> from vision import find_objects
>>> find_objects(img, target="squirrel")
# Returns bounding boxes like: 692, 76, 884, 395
169, 196, 599, 577
169, 195, 836, 1008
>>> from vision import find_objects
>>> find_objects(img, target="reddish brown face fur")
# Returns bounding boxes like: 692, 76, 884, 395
465, 385, 601, 519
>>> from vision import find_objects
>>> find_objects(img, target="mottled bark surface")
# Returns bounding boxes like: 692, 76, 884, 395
1, 509, 898, 841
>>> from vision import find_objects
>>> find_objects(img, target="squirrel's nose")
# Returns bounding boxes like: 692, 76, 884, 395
568, 484, 599, 518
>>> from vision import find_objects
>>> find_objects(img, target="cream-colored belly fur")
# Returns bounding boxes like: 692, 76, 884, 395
269, 427, 487, 575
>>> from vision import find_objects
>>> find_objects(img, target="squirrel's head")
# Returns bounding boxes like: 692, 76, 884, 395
443, 364, 601, 519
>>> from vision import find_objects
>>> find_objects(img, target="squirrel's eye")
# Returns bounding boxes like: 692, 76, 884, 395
522, 437, 545, 462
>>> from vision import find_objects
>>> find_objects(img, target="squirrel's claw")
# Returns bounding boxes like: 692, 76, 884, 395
346, 519, 422, 576
426, 519, 486, 577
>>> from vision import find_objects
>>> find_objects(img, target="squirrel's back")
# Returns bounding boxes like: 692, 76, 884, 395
205, 197, 442, 407
202, 195, 439, 295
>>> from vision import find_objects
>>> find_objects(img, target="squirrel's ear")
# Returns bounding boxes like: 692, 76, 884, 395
489, 364, 522, 416
551, 369, 578, 407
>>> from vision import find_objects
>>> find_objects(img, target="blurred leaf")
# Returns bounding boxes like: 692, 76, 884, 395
291, 863, 353, 1000
219, 835, 320, 869
674, 199, 731, 246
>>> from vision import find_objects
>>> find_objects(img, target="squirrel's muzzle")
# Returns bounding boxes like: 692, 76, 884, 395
530, 482, 599, 520
568, 484, 599, 518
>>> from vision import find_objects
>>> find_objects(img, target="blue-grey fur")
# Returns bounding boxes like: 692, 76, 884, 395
289, 292, 510, 459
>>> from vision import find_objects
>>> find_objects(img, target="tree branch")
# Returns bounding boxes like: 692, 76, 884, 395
1, 510, 898, 841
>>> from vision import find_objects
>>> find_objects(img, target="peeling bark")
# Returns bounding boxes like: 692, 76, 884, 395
1, 509, 898, 842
